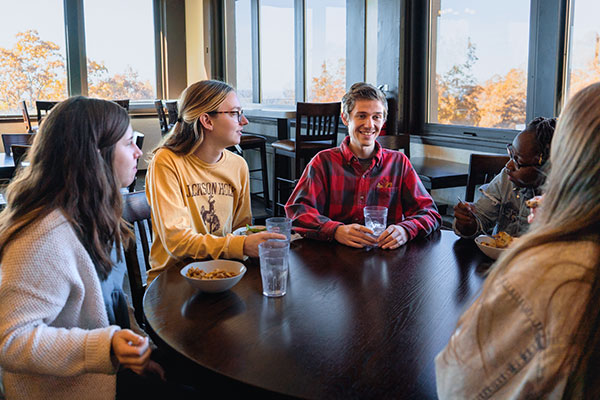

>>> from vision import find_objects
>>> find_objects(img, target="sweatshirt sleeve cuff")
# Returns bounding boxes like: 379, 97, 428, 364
84, 325, 121, 374
226, 235, 247, 260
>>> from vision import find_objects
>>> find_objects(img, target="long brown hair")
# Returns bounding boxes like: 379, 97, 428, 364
0, 96, 132, 280
457, 83, 600, 398
153, 80, 234, 156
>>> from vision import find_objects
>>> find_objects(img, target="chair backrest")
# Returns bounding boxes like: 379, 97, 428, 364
2, 133, 35, 156
154, 100, 169, 135
121, 191, 153, 329
465, 154, 510, 202
36, 100, 59, 125
165, 100, 179, 127
11, 144, 31, 169
376, 134, 411, 159
20, 101, 36, 133
294, 101, 340, 175
127, 133, 145, 193
112, 99, 130, 111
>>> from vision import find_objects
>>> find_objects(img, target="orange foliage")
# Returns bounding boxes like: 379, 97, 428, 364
0, 30, 153, 115
567, 33, 600, 99
309, 60, 346, 103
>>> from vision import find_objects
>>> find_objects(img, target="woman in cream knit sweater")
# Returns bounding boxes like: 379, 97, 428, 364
0, 97, 149, 399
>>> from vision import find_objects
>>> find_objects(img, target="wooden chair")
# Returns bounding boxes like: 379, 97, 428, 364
465, 154, 510, 202
165, 100, 179, 127
112, 99, 130, 111
236, 134, 271, 213
2, 133, 35, 157
154, 100, 169, 136
121, 191, 153, 330
271, 102, 341, 216
36, 100, 59, 126
127, 133, 145, 193
20, 101, 37, 133
376, 134, 411, 158
11, 144, 31, 171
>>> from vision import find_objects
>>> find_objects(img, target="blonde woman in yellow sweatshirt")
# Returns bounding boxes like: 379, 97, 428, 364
146, 80, 284, 282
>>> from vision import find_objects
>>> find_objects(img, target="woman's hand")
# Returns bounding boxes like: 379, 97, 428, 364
243, 231, 287, 258
454, 201, 478, 236
111, 329, 152, 375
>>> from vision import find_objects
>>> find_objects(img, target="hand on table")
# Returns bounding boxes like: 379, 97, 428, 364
243, 231, 287, 258
377, 225, 409, 249
334, 224, 378, 248
453, 201, 478, 236
112, 329, 152, 375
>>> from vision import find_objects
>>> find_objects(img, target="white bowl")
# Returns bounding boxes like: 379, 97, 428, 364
474, 235, 505, 260
180, 260, 246, 293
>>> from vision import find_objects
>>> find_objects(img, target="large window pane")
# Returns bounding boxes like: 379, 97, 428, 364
0, 0, 67, 115
235, 0, 253, 104
428, 1, 530, 129
259, 0, 295, 105
565, 0, 600, 101
84, 0, 156, 100
305, 0, 346, 103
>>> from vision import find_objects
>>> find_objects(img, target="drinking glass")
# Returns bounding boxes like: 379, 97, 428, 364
364, 206, 388, 250
266, 217, 292, 241
259, 239, 290, 297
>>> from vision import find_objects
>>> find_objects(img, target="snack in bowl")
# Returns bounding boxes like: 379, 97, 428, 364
180, 260, 246, 293
232, 225, 267, 236
475, 232, 517, 260
481, 231, 514, 249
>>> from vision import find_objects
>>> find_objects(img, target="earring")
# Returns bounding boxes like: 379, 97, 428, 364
538, 154, 543, 164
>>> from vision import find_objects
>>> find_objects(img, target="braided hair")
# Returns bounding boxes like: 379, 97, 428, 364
525, 116, 556, 165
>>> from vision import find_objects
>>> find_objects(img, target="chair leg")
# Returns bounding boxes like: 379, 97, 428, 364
259, 141, 271, 213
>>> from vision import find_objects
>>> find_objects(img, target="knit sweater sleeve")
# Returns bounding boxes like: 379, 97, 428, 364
0, 215, 119, 377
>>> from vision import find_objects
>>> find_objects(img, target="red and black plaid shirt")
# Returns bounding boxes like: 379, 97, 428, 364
285, 136, 441, 241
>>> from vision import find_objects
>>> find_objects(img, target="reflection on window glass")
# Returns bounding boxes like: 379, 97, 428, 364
0, 0, 67, 115
84, 0, 156, 100
306, 0, 346, 103
259, 0, 295, 105
428, 1, 530, 129
235, 0, 253, 104
565, 0, 600, 101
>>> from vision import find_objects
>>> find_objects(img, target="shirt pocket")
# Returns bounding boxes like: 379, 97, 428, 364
368, 187, 399, 206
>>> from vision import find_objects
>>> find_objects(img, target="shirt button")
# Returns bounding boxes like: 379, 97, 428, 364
360, 196, 364, 200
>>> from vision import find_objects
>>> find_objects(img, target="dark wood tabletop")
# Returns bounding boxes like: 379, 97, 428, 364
144, 230, 491, 399
410, 157, 469, 191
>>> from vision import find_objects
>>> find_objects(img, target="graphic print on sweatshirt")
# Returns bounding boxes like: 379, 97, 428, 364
185, 181, 236, 234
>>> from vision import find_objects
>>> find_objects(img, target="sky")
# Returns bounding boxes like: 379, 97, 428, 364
1, 0, 156, 88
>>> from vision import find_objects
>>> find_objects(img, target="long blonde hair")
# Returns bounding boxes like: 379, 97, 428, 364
458, 82, 600, 398
154, 80, 234, 155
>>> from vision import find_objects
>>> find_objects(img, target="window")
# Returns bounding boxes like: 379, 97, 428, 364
234, 0, 253, 104
84, 0, 156, 100
428, 1, 530, 130
305, 0, 346, 102
0, 0, 67, 115
259, 0, 295, 105
564, 0, 600, 101
231, 0, 348, 105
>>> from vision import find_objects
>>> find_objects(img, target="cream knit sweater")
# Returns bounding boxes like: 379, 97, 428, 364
0, 210, 120, 400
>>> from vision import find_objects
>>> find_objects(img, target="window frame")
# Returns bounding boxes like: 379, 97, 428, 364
404, 0, 568, 153
226, 0, 359, 104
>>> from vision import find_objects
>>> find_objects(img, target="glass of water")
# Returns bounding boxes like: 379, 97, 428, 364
364, 206, 388, 249
258, 239, 290, 297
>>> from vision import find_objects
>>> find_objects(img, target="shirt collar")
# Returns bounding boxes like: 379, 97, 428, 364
340, 136, 384, 167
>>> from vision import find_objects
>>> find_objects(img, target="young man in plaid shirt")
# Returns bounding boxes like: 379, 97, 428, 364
285, 82, 441, 249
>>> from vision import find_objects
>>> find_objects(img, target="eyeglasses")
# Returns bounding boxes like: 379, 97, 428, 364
506, 144, 542, 169
207, 109, 245, 123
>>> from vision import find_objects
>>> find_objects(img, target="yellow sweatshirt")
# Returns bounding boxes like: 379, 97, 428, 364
145, 148, 251, 282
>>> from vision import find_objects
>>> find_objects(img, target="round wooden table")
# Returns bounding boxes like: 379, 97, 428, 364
144, 230, 490, 399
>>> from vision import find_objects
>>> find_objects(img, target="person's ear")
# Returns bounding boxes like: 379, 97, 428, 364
198, 113, 213, 131
341, 111, 349, 126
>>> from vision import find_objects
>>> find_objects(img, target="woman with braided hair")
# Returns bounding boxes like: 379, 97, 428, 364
453, 116, 556, 238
